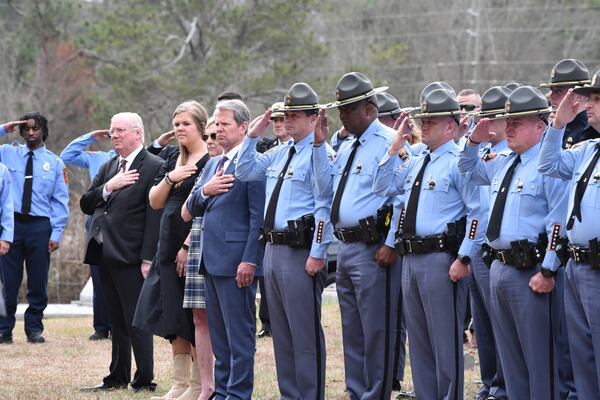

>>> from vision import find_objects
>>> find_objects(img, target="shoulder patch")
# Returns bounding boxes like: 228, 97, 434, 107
63, 167, 70, 184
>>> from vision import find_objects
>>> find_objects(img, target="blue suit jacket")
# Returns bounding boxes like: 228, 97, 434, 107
188, 154, 265, 277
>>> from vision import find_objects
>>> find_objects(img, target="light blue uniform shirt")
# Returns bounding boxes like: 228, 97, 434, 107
373, 139, 484, 258
313, 119, 410, 248
0, 126, 69, 242
538, 126, 600, 246
0, 163, 14, 242
460, 141, 568, 270
236, 132, 334, 259
60, 132, 116, 180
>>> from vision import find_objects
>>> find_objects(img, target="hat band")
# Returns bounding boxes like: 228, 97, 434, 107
539, 79, 592, 88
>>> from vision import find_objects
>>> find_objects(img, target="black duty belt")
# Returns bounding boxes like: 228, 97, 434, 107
397, 234, 447, 254
265, 230, 291, 245
334, 226, 364, 243
490, 244, 545, 269
14, 213, 49, 221
568, 244, 592, 264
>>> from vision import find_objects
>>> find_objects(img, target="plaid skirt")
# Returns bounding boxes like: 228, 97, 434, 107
183, 218, 206, 309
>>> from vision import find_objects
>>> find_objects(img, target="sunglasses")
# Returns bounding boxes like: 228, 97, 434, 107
460, 104, 477, 112
202, 132, 217, 141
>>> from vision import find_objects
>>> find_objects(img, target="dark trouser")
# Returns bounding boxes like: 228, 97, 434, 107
0, 217, 51, 336
90, 264, 111, 333
554, 268, 577, 399
393, 257, 407, 383
258, 277, 270, 330
99, 260, 153, 388
205, 272, 257, 400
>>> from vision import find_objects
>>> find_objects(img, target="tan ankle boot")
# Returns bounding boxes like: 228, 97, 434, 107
151, 353, 192, 400
175, 355, 202, 400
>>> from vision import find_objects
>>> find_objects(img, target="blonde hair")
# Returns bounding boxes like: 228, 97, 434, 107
172, 100, 208, 166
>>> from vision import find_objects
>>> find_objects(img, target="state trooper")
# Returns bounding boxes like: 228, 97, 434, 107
538, 70, 600, 399
540, 58, 591, 148
460, 86, 568, 399
373, 87, 482, 400
464, 86, 512, 400
0, 114, 69, 344
235, 82, 333, 400
312, 72, 402, 400
60, 130, 116, 341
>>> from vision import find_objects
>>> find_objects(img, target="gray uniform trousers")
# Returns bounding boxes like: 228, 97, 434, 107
393, 255, 407, 383
403, 252, 467, 400
469, 248, 506, 399
564, 259, 600, 399
336, 241, 402, 400
263, 243, 326, 400
554, 267, 577, 400
489, 261, 559, 399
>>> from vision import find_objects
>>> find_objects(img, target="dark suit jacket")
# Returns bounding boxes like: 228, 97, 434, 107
255, 137, 278, 154
146, 143, 179, 160
80, 148, 163, 265
187, 154, 265, 277
563, 111, 589, 149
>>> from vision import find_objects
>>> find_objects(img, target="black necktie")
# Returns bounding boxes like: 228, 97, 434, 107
331, 140, 360, 226
119, 159, 127, 173
567, 143, 600, 230
402, 153, 431, 237
486, 155, 521, 241
21, 151, 34, 214
216, 155, 228, 172
263, 146, 296, 233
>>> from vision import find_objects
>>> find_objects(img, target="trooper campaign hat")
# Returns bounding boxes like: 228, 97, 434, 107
376, 92, 402, 117
504, 82, 521, 92
539, 59, 591, 88
420, 81, 456, 102
325, 72, 388, 108
477, 86, 512, 118
413, 88, 461, 119
282, 82, 320, 111
270, 102, 285, 119
499, 86, 552, 118
573, 69, 600, 97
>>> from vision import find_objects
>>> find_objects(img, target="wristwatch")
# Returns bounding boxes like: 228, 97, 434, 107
540, 267, 556, 278
457, 255, 471, 265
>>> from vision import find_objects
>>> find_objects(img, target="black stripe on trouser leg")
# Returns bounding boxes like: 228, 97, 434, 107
379, 267, 392, 400
312, 276, 322, 400
392, 279, 403, 381
549, 292, 555, 400
452, 281, 459, 400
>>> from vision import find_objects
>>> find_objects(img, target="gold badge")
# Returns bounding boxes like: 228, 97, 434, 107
593, 74, 598, 87
43, 162, 50, 171
285, 95, 292, 106
336, 89, 340, 100
505, 100, 511, 112
427, 174, 435, 189
421, 100, 427, 113
550, 68, 556, 79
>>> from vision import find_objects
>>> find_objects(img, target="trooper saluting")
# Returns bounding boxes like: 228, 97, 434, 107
460, 86, 569, 399
538, 70, 600, 399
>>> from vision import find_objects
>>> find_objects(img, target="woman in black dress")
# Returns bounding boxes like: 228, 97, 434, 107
134, 100, 212, 400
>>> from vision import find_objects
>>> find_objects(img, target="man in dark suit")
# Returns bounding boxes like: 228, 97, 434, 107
80, 112, 163, 393
185, 99, 265, 399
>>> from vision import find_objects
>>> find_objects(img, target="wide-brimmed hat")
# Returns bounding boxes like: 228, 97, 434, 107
270, 102, 285, 118
376, 92, 402, 117
420, 81, 455, 102
477, 86, 512, 118
413, 89, 461, 119
282, 82, 320, 111
325, 72, 388, 108
539, 59, 590, 88
498, 86, 552, 118
573, 69, 600, 97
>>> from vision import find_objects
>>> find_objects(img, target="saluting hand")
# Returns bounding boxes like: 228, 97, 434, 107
388, 112, 411, 156
106, 169, 139, 192
236, 262, 256, 288
1, 120, 28, 133
552, 89, 586, 130
156, 130, 175, 147
202, 169, 235, 196
469, 118, 495, 144
305, 256, 325, 276
91, 129, 110, 141
48, 240, 60, 253
248, 110, 272, 138
168, 164, 198, 183
0, 240, 10, 256
314, 108, 329, 145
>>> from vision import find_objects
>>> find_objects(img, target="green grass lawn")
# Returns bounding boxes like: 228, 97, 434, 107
0, 304, 481, 399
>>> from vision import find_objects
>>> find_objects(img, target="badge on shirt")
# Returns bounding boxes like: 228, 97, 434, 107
427, 174, 436, 190
63, 167, 70, 184
43, 162, 50, 171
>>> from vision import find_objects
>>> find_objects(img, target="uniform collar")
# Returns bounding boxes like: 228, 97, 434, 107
516, 141, 540, 165
356, 118, 384, 145
491, 139, 509, 152
21, 144, 46, 158
429, 139, 458, 161
291, 132, 314, 154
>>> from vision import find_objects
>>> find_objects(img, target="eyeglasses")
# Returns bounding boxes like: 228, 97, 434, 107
202, 132, 217, 141
460, 104, 477, 112
108, 127, 130, 137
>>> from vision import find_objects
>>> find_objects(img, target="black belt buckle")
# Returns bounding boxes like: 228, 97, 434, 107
497, 250, 508, 265
589, 238, 600, 269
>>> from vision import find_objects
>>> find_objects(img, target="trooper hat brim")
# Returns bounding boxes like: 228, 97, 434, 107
539, 79, 592, 88
475, 108, 507, 119
496, 107, 552, 118
324, 86, 389, 109
572, 86, 600, 97
270, 112, 285, 118
281, 104, 321, 112
378, 108, 402, 117
412, 110, 462, 119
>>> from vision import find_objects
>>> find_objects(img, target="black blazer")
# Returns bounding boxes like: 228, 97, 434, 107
80, 148, 163, 265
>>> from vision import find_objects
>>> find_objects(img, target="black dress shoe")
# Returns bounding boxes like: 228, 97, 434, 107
129, 382, 157, 393
89, 330, 110, 341
0, 333, 13, 344
26, 332, 45, 344
256, 328, 271, 338
80, 382, 127, 392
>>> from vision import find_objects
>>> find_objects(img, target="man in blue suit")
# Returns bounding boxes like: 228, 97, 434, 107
185, 99, 265, 400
